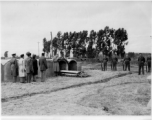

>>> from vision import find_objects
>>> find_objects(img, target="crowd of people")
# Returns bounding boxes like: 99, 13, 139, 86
100, 53, 151, 75
10, 52, 53, 83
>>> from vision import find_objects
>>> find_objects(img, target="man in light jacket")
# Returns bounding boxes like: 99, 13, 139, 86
39, 53, 48, 82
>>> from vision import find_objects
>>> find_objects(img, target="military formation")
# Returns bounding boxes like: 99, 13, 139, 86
101, 53, 151, 75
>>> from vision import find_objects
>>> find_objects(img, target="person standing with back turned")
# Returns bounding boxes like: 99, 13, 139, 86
39, 53, 48, 82
18, 54, 26, 83
10, 53, 18, 83
32, 54, 38, 82
25, 52, 33, 83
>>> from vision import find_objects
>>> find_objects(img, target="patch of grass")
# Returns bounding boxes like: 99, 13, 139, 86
78, 75, 151, 115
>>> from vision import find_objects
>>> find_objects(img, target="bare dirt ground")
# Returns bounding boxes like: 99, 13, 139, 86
1, 63, 151, 115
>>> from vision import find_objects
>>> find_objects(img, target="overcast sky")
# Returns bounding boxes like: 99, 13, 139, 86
1, 1, 151, 57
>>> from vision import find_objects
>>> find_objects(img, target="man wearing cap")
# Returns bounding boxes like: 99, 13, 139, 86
138, 53, 145, 75
124, 54, 131, 71
10, 53, 18, 82
146, 54, 151, 72
39, 53, 48, 82
25, 52, 33, 83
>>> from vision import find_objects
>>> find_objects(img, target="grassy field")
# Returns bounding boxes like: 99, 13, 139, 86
1, 63, 151, 115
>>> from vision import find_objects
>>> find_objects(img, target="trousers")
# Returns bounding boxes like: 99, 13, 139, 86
125, 62, 130, 71
41, 70, 46, 82
27, 73, 32, 83
113, 62, 117, 71
147, 62, 151, 72
138, 64, 144, 75
103, 62, 107, 71
13, 77, 17, 83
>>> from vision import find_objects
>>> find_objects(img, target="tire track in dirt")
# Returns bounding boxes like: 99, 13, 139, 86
1, 72, 135, 103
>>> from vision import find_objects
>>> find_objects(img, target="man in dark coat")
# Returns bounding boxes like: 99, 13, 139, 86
146, 54, 151, 72
10, 53, 18, 82
112, 54, 118, 71
39, 53, 48, 82
138, 53, 145, 75
124, 54, 131, 71
25, 52, 33, 83
32, 54, 38, 82
103, 55, 108, 71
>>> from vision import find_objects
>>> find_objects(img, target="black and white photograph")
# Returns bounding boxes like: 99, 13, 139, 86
0, 0, 151, 119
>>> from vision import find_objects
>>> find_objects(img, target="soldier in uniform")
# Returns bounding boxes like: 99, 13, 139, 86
110, 58, 113, 70
101, 58, 104, 71
138, 53, 145, 75
147, 54, 151, 72
112, 54, 118, 71
121, 58, 125, 71
124, 54, 131, 71
103, 55, 108, 71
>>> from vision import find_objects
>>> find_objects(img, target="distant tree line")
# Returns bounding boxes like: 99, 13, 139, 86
43, 26, 128, 58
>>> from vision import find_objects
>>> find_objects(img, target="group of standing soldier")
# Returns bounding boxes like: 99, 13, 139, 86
10, 52, 48, 83
101, 53, 151, 74
138, 53, 151, 75
101, 54, 119, 71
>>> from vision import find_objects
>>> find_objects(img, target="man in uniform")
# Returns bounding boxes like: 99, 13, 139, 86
124, 54, 131, 71
25, 52, 33, 83
147, 54, 151, 72
103, 55, 108, 71
101, 58, 104, 71
111, 58, 113, 71
121, 58, 125, 71
112, 54, 118, 71
138, 53, 145, 75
